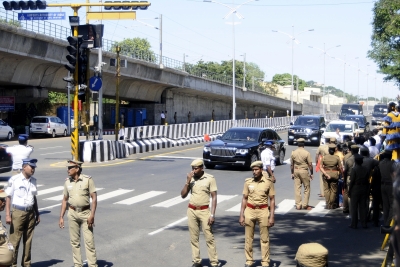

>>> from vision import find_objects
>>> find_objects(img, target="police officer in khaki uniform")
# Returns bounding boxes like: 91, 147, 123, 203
0, 185, 13, 267
239, 161, 275, 267
320, 144, 344, 209
315, 138, 332, 197
291, 138, 313, 210
59, 160, 98, 267
5, 158, 40, 267
181, 159, 218, 267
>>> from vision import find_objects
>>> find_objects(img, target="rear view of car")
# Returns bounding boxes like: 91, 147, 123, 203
0, 119, 14, 140
30, 116, 68, 138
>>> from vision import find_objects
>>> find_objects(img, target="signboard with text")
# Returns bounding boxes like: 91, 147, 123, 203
18, 12, 66, 21
0, 96, 15, 111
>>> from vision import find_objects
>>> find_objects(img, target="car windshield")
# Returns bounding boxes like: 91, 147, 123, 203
221, 130, 260, 141
294, 118, 319, 127
326, 123, 353, 133
340, 108, 359, 116
373, 107, 387, 115
346, 117, 363, 124
32, 118, 47, 123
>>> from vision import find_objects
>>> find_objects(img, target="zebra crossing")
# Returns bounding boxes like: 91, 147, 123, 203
36, 185, 333, 217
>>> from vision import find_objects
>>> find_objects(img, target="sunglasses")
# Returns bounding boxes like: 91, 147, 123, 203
68, 166, 78, 170
192, 167, 201, 170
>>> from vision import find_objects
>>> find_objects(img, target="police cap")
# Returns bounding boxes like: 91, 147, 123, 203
350, 145, 359, 149
66, 160, 83, 167
250, 161, 263, 169
329, 137, 337, 143
264, 141, 273, 146
18, 134, 29, 142
22, 158, 37, 168
328, 144, 336, 149
297, 138, 305, 143
190, 159, 204, 167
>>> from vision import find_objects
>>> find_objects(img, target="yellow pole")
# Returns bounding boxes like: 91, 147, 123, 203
85, 48, 90, 140
381, 219, 394, 250
71, 7, 80, 160
115, 46, 120, 141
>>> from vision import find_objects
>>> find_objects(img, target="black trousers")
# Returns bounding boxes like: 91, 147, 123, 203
381, 184, 394, 226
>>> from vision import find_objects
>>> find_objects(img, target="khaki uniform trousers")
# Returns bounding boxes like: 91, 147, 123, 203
323, 178, 338, 208
187, 208, 218, 266
0, 221, 14, 266
68, 209, 97, 267
9, 209, 35, 267
319, 172, 325, 196
244, 207, 270, 266
294, 170, 311, 208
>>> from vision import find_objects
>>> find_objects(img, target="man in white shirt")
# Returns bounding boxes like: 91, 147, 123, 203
368, 137, 379, 158
261, 142, 276, 183
2, 134, 34, 173
160, 111, 166, 125
5, 158, 40, 267
372, 128, 382, 151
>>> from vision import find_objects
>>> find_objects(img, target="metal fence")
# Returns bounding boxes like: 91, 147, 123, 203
0, 7, 250, 89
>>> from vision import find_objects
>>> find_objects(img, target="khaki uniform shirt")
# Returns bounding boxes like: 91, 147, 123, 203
291, 147, 312, 171
243, 175, 275, 206
334, 151, 344, 162
343, 153, 352, 167
316, 144, 329, 157
321, 154, 342, 179
188, 172, 217, 206
63, 174, 96, 207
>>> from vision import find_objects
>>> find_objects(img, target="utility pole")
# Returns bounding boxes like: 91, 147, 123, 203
159, 14, 163, 68
115, 46, 121, 141
296, 76, 299, 104
243, 53, 246, 90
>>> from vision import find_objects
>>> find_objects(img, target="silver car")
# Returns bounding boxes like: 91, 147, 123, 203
30, 116, 67, 138
0, 119, 14, 140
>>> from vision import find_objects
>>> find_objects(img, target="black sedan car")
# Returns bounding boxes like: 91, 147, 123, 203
203, 127, 286, 169
344, 115, 370, 133
0, 144, 12, 174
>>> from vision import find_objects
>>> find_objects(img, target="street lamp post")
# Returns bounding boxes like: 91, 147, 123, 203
273, 27, 314, 121
241, 53, 246, 91
309, 43, 341, 117
366, 64, 370, 113
204, 0, 258, 123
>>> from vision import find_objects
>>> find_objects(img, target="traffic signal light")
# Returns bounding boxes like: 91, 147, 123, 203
2, 0, 46, 10
64, 36, 79, 74
78, 85, 86, 102
74, 24, 104, 48
103, 1, 149, 11
78, 49, 88, 85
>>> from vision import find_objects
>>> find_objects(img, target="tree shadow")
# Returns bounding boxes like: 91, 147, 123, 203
170, 211, 385, 266
200, 259, 227, 266
32, 259, 64, 266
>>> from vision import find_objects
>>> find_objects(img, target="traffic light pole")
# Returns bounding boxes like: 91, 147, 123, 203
71, 7, 80, 160
85, 48, 90, 140
98, 48, 103, 140
115, 46, 120, 141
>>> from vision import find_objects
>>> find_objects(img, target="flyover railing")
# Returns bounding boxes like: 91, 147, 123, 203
0, 7, 248, 89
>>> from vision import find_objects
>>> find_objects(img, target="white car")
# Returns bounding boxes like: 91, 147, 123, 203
30, 116, 68, 138
320, 120, 361, 144
0, 119, 14, 140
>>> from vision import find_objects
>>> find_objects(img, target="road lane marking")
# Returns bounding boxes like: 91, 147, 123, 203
39, 203, 61, 211
140, 145, 203, 160
38, 186, 64, 195
43, 188, 104, 201
275, 199, 296, 215
151, 194, 191, 208
50, 159, 136, 168
115, 191, 166, 205
226, 203, 241, 212
148, 217, 188, 236
39, 146, 63, 150
151, 156, 201, 160
40, 151, 70, 155
305, 201, 329, 217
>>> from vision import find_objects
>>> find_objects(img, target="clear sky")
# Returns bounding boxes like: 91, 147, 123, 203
52, 0, 398, 102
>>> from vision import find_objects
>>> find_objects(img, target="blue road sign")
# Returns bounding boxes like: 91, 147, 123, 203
18, 12, 66, 21
89, 76, 102, 92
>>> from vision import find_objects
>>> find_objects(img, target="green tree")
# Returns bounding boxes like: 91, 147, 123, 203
0, 18, 21, 27
111, 37, 156, 62
272, 73, 307, 90
48, 92, 67, 104
368, 0, 400, 86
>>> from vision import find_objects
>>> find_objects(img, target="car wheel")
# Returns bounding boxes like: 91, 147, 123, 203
204, 163, 215, 169
247, 153, 258, 169
63, 130, 67, 137
288, 140, 293, 145
52, 130, 56, 138
276, 150, 285, 165
6, 132, 12, 140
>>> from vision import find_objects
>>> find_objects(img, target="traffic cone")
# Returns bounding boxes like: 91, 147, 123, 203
204, 134, 210, 142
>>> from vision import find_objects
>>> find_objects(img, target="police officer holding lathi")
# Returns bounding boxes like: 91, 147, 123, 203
59, 160, 98, 267
181, 159, 218, 267
291, 138, 314, 210
5, 158, 40, 267
239, 161, 275, 267
319, 143, 344, 209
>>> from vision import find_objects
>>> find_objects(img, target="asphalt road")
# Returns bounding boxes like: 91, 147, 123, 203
0, 131, 387, 267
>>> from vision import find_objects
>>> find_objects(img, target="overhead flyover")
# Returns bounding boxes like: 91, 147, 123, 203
0, 22, 302, 118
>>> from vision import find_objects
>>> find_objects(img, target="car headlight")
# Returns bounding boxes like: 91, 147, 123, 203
289, 129, 295, 133
312, 130, 319, 134
203, 146, 211, 152
237, 149, 248, 154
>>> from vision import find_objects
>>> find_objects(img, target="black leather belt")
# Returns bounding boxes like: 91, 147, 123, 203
69, 204, 90, 212
13, 205, 33, 212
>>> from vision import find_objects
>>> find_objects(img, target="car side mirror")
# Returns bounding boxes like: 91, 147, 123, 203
290, 122, 293, 125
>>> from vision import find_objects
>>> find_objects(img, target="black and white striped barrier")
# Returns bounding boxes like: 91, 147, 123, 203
79, 130, 115, 136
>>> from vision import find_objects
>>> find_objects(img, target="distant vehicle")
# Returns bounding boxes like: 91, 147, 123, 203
203, 127, 286, 169
30, 116, 68, 138
339, 103, 363, 120
287, 115, 326, 146
0, 144, 12, 174
321, 120, 361, 144
0, 119, 14, 140
371, 104, 387, 126
344, 115, 370, 133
